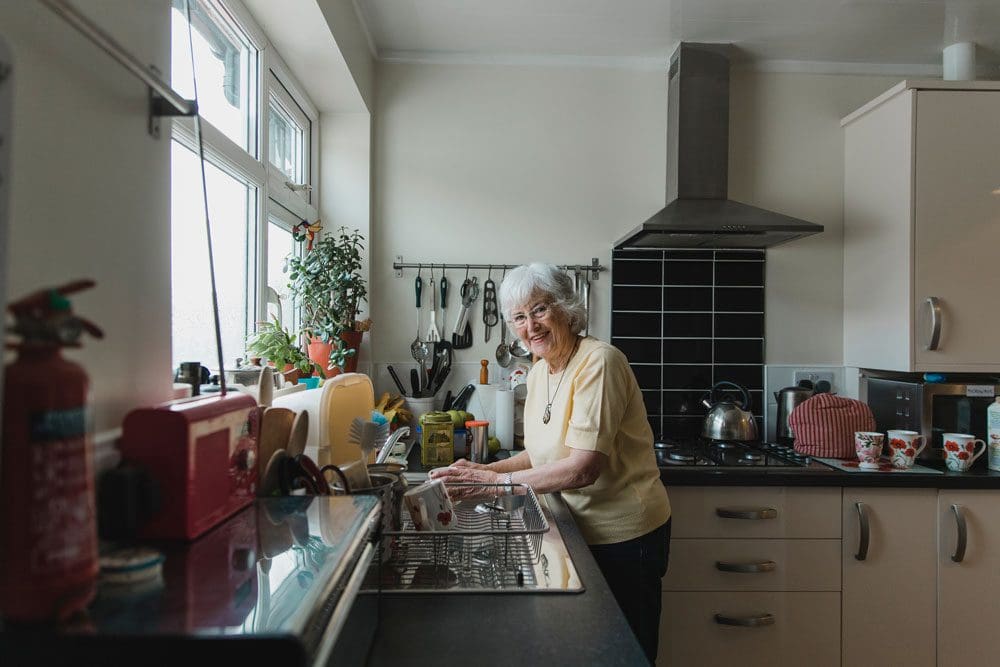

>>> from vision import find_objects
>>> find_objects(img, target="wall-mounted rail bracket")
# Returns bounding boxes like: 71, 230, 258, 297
148, 67, 197, 139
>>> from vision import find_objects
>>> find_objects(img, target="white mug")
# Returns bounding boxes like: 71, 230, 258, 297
942, 433, 986, 472
403, 479, 455, 531
887, 429, 926, 469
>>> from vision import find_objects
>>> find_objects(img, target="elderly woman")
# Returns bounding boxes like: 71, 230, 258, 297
430, 262, 671, 663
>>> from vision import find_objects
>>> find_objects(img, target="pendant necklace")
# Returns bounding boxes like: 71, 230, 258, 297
543, 337, 581, 424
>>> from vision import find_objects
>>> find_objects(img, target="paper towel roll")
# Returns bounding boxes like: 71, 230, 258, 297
495, 388, 515, 451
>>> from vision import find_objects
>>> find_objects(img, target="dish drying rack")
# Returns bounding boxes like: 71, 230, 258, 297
378, 483, 549, 590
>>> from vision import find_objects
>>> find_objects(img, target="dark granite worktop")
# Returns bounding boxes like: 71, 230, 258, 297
365, 445, 647, 666
660, 460, 1000, 488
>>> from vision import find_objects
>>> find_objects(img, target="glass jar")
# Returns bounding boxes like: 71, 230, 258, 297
420, 411, 454, 468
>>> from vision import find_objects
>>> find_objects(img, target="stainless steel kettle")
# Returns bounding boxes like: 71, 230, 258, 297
701, 381, 758, 441
774, 382, 815, 444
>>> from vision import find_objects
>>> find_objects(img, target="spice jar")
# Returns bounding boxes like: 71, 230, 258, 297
419, 411, 455, 468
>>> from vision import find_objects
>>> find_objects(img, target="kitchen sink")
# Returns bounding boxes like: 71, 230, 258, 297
368, 486, 583, 594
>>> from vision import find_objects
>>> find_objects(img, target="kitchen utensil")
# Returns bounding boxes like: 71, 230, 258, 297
411, 274, 430, 365
387, 364, 407, 396
496, 319, 512, 367
286, 409, 309, 458
259, 448, 288, 497
258, 366, 274, 407
426, 278, 441, 342
451, 277, 478, 350
700, 381, 758, 441
580, 273, 590, 337
442, 390, 454, 411
509, 337, 532, 359
467, 420, 490, 464
410, 368, 421, 397
452, 383, 476, 412
259, 407, 296, 478
349, 416, 389, 463
482, 275, 498, 342
774, 381, 815, 443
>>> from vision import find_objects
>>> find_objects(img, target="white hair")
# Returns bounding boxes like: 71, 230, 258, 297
498, 263, 588, 335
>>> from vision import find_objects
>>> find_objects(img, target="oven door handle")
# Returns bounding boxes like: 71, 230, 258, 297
312, 542, 374, 667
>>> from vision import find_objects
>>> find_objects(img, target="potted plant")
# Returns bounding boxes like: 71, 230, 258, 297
245, 317, 322, 384
286, 225, 371, 374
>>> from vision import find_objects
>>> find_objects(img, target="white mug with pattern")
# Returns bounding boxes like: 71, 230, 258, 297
854, 431, 884, 469
887, 430, 926, 469
942, 433, 986, 472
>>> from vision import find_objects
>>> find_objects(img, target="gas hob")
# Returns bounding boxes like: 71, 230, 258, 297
654, 439, 818, 469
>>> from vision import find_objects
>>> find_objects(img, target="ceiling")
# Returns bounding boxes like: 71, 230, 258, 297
352, 0, 1000, 74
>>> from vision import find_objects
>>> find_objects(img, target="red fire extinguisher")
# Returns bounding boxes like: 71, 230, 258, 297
0, 279, 104, 622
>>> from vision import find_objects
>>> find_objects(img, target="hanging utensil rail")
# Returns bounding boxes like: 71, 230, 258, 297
394, 257, 605, 280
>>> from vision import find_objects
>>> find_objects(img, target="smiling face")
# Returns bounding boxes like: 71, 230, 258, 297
508, 293, 575, 368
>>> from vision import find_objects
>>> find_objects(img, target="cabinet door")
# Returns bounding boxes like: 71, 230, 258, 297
937, 491, 1000, 667
913, 90, 1000, 371
842, 488, 936, 667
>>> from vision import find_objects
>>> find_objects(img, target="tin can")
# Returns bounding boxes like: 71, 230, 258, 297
419, 412, 454, 468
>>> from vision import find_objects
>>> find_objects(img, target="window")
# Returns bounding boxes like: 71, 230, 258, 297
170, 0, 317, 374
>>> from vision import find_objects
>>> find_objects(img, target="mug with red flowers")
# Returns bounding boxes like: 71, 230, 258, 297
942, 433, 986, 472
887, 429, 926, 469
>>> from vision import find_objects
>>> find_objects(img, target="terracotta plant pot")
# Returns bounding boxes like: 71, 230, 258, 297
307, 331, 364, 375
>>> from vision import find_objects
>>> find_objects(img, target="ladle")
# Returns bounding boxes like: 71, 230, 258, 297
496, 320, 512, 367
509, 337, 532, 359
411, 272, 430, 365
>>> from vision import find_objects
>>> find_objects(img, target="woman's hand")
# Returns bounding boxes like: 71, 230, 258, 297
428, 464, 503, 501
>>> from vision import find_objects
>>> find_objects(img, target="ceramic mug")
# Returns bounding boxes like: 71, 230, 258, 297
403, 479, 455, 531
855, 431, 885, 469
887, 429, 926, 469
942, 433, 986, 472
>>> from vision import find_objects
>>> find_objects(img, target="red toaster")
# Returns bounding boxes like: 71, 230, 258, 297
120, 392, 260, 540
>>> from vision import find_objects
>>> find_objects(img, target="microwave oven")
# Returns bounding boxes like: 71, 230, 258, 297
862, 374, 1000, 463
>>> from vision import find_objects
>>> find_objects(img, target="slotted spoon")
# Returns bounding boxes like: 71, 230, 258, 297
426, 278, 441, 342
411, 273, 429, 365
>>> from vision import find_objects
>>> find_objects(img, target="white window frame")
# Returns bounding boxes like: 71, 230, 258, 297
171, 0, 319, 358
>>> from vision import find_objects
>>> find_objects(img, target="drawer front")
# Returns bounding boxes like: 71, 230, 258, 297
663, 538, 841, 592
658, 591, 840, 667
668, 486, 841, 538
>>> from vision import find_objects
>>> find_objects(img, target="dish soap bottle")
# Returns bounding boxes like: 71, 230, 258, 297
988, 397, 1000, 471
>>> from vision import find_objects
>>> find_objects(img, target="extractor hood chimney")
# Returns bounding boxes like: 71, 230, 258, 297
615, 43, 824, 250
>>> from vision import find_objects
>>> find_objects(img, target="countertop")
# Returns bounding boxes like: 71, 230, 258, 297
660, 459, 1000, 488
366, 447, 647, 667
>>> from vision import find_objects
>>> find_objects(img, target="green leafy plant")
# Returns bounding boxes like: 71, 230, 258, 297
246, 317, 321, 377
285, 225, 370, 371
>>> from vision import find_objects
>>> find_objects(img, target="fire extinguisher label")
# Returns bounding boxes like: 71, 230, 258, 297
29, 407, 86, 441
28, 409, 96, 574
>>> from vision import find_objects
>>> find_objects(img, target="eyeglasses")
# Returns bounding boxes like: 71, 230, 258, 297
508, 303, 551, 328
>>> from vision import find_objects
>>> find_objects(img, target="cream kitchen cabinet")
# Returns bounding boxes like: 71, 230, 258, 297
842, 81, 1000, 372
842, 488, 938, 667
936, 491, 1000, 667
659, 487, 841, 667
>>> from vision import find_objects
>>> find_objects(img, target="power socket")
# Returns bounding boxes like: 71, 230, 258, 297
794, 370, 835, 392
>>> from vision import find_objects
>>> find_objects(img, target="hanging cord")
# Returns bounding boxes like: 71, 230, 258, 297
183, 0, 227, 395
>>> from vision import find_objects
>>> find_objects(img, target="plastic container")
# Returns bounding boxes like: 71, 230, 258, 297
419, 411, 454, 468
988, 398, 1000, 471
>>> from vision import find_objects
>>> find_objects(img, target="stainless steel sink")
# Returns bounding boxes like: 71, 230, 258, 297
369, 487, 583, 594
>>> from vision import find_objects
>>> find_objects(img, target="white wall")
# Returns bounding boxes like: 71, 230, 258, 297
371, 61, 667, 395
370, 61, 906, 399
1, 1, 172, 433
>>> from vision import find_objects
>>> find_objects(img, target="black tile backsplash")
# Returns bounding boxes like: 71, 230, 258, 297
613, 249, 765, 440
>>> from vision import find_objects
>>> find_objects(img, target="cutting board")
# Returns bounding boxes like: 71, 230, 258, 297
816, 457, 943, 474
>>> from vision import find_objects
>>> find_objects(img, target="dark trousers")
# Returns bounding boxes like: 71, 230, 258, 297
589, 519, 671, 665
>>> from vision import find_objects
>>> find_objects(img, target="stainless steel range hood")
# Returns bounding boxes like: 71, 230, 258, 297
615, 43, 824, 250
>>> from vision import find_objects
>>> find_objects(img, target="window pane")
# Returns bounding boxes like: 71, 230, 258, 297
171, 142, 254, 372
171, 1, 255, 152
268, 98, 304, 183
266, 219, 298, 331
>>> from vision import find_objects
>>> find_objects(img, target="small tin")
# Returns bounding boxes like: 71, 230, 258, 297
419, 412, 454, 468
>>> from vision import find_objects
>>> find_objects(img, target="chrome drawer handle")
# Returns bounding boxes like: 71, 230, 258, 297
854, 501, 870, 561
714, 613, 775, 627
716, 507, 778, 520
951, 503, 967, 563
715, 560, 776, 573
924, 296, 942, 351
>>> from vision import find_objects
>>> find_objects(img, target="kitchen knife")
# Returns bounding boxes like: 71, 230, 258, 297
431, 364, 451, 395
387, 364, 407, 396
442, 390, 454, 412
452, 383, 476, 412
